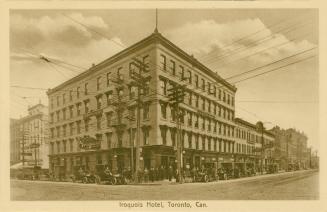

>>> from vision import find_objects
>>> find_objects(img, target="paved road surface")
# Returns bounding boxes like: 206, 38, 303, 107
11, 170, 318, 200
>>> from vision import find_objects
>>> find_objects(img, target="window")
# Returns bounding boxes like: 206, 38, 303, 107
160, 127, 167, 145
187, 70, 192, 84
96, 95, 102, 109
63, 124, 67, 137
129, 107, 136, 121
56, 111, 60, 122
50, 143, 54, 154
69, 105, 74, 118
76, 103, 81, 116
106, 132, 112, 149
106, 112, 112, 127
51, 128, 54, 138
194, 115, 199, 128
50, 113, 54, 123
76, 121, 81, 134
202, 117, 206, 130
57, 96, 60, 106
129, 62, 136, 77
188, 92, 192, 105
96, 115, 102, 130
202, 97, 205, 110
179, 65, 184, 80
105, 72, 111, 88
207, 82, 211, 94
106, 91, 113, 106
56, 141, 60, 153
62, 93, 66, 105
62, 108, 66, 120
117, 67, 123, 81
187, 111, 192, 126
160, 103, 167, 119
223, 91, 226, 102
130, 86, 137, 99
70, 139, 73, 152
56, 126, 60, 138
208, 138, 211, 151
69, 123, 74, 136
218, 89, 221, 100
231, 96, 234, 106
69, 90, 73, 101
170, 60, 175, 75
195, 74, 199, 88
195, 135, 199, 150
84, 83, 88, 95
143, 103, 149, 119
51, 98, 54, 109
188, 133, 192, 149
143, 55, 150, 72
202, 137, 205, 150
171, 107, 176, 122
160, 54, 166, 71
77, 87, 80, 99
84, 118, 89, 132
143, 128, 149, 145
213, 86, 217, 97
201, 79, 205, 90
84, 100, 90, 114
195, 95, 199, 108
159, 79, 166, 95
171, 129, 176, 147
63, 140, 67, 153
97, 77, 102, 91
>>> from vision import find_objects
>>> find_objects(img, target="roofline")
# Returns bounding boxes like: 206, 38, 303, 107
28, 103, 47, 111
235, 117, 275, 137
47, 31, 237, 95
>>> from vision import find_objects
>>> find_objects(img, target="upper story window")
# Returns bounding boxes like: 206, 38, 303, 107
106, 72, 111, 87
62, 93, 66, 105
195, 74, 199, 88
160, 54, 166, 71
69, 90, 73, 101
106, 91, 113, 106
187, 70, 192, 84
179, 65, 184, 81
97, 76, 102, 91
170, 60, 175, 75
207, 82, 211, 94
84, 83, 89, 95
50, 98, 54, 109
143, 103, 150, 120
143, 55, 150, 72
223, 91, 226, 102
117, 67, 124, 81
76, 103, 81, 116
96, 95, 102, 109
84, 100, 90, 114
231, 96, 235, 106
159, 79, 166, 95
69, 105, 74, 118
77, 87, 80, 99
56, 96, 60, 107
201, 79, 205, 91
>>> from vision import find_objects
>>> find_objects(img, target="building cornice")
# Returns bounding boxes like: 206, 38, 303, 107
47, 31, 236, 95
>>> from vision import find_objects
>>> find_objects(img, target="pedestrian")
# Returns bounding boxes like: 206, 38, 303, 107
168, 165, 173, 181
149, 167, 154, 182
144, 168, 149, 183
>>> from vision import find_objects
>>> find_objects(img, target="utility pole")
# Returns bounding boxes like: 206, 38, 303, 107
22, 125, 25, 166
131, 57, 150, 183
167, 84, 186, 183
261, 126, 264, 175
286, 134, 289, 171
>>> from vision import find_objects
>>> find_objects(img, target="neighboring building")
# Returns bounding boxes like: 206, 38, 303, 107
270, 126, 310, 170
47, 30, 240, 177
10, 103, 49, 169
234, 118, 275, 172
10, 118, 20, 165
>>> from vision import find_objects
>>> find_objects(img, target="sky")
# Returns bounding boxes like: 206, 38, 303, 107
9, 9, 319, 151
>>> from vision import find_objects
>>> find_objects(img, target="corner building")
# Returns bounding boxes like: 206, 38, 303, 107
47, 31, 239, 177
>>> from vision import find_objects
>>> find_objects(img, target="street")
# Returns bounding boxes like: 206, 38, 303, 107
11, 170, 318, 200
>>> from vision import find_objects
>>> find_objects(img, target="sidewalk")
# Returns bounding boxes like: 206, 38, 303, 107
128, 169, 317, 186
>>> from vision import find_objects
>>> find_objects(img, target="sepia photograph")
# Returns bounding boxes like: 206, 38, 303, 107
8, 8, 319, 202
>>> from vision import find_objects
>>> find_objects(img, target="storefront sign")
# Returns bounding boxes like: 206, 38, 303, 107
79, 135, 100, 150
